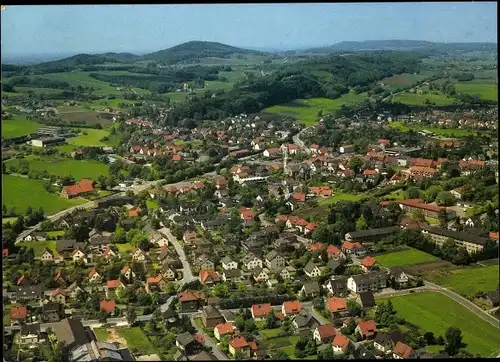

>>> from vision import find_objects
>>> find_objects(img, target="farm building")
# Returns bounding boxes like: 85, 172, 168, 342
60, 179, 96, 199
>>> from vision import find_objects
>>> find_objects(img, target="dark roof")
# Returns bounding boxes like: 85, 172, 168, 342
55, 239, 80, 252
302, 281, 321, 294
374, 332, 393, 346
346, 226, 399, 239
190, 351, 216, 361
14, 285, 43, 299
20, 323, 41, 335
352, 271, 387, 284
53, 318, 90, 348
418, 224, 490, 246
293, 311, 319, 329
42, 301, 62, 313
176, 332, 196, 347
224, 269, 241, 278
202, 305, 223, 319
358, 291, 376, 308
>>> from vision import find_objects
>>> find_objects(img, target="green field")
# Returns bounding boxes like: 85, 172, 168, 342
389, 121, 477, 137
66, 128, 112, 147
456, 82, 498, 101
376, 248, 439, 268
376, 292, 500, 356
318, 192, 367, 206
116, 327, 158, 354
381, 73, 427, 90
423, 265, 499, 298
146, 200, 159, 210
16, 240, 57, 257
2, 217, 17, 225
21, 72, 121, 95
93, 328, 110, 341
5, 155, 109, 180
1, 116, 42, 138
391, 91, 455, 106
2, 175, 86, 215
260, 328, 282, 339
116, 243, 135, 253
263, 93, 369, 125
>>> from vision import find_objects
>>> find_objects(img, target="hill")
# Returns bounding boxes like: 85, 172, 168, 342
301, 40, 498, 54
142, 41, 267, 64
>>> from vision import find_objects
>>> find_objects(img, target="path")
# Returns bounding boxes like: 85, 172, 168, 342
158, 227, 197, 284
189, 316, 229, 360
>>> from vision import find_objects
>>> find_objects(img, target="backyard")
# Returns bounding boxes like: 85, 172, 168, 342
376, 248, 439, 268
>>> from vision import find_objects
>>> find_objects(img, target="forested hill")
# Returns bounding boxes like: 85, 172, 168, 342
301, 40, 498, 54
142, 41, 267, 64
165, 51, 422, 124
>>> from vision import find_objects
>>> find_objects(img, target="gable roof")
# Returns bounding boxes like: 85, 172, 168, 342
332, 333, 350, 350
53, 318, 90, 348
179, 290, 205, 302
328, 297, 347, 313
251, 303, 272, 318
100, 300, 116, 313
357, 320, 377, 336
316, 323, 336, 340
283, 300, 302, 314
10, 306, 28, 320
393, 341, 414, 359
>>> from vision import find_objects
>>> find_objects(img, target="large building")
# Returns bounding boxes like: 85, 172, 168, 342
344, 227, 399, 244
60, 179, 96, 199
398, 199, 456, 219
417, 224, 489, 254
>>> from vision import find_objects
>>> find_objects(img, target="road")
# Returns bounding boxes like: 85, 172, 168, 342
292, 127, 311, 152
189, 316, 229, 360
159, 227, 197, 284
258, 213, 273, 227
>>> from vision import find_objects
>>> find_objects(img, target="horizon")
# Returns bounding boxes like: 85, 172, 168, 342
1, 3, 497, 59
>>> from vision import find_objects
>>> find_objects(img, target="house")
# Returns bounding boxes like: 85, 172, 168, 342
194, 254, 215, 271
120, 264, 136, 283
69, 341, 134, 361
357, 291, 376, 308
13, 286, 43, 303
54, 271, 68, 288
332, 333, 351, 354
202, 305, 225, 328
41, 248, 55, 262
222, 269, 242, 283
221, 256, 238, 270
50, 288, 68, 305
106, 280, 125, 299
179, 290, 206, 312
388, 268, 410, 288
355, 320, 377, 339
327, 245, 345, 260
23, 231, 48, 242
103, 246, 118, 260
146, 275, 167, 293
252, 267, 270, 283
293, 310, 320, 331
282, 300, 302, 316
373, 331, 405, 354
347, 272, 387, 294
345, 227, 399, 244
313, 323, 336, 344
299, 281, 321, 298
327, 296, 349, 317
304, 261, 322, 278
416, 224, 488, 254
161, 261, 177, 280
53, 318, 90, 350
277, 266, 296, 281
41, 302, 62, 323
264, 250, 286, 271
360, 256, 377, 272
88, 268, 102, 283
251, 303, 272, 320
72, 248, 88, 263
242, 253, 263, 270
10, 306, 28, 325
339, 145, 355, 154
323, 277, 349, 296
263, 148, 281, 158
200, 270, 220, 285
18, 323, 45, 346
228, 336, 251, 358
214, 323, 235, 341
131, 248, 149, 262
66, 282, 84, 300
393, 341, 416, 359
60, 179, 96, 199
99, 300, 116, 314
341, 241, 365, 256
176, 332, 201, 355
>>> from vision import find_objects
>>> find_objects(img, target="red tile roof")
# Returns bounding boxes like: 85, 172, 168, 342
121, 265, 131, 274
193, 333, 205, 344
2, 248, 8, 257
100, 300, 116, 313
216, 178, 227, 185
361, 256, 377, 268
316, 323, 336, 340
200, 270, 220, 284
10, 306, 28, 320
51, 288, 67, 297
398, 199, 444, 213
215, 323, 234, 336
179, 290, 206, 302
88, 268, 99, 278
332, 333, 350, 351
283, 300, 302, 314
342, 241, 362, 250
291, 193, 306, 202
328, 297, 347, 313
172, 154, 182, 161
147, 276, 162, 284
128, 208, 141, 217
229, 336, 249, 349
489, 232, 499, 241
305, 222, 320, 231
393, 341, 414, 359
63, 179, 95, 197
251, 303, 272, 318
357, 320, 377, 337
327, 245, 341, 258
308, 242, 326, 252
363, 169, 378, 176
107, 280, 121, 288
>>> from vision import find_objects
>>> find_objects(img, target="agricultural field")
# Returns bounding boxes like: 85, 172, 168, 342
381, 73, 427, 90
16, 240, 57, 257
376, 292, 500, 356
375, 247, 439, 268
455, 82, 498, 101
1, 115, 42, 138
391, 91, 455, 106
388, 121, 477, 137
60, 111, 114, 126
66, 128, 114, 147
318, 192, 367, 206
2, 175, 86, 216
422, 265, 499, 299
263, 92, 369, 125
5, 155, 109, 180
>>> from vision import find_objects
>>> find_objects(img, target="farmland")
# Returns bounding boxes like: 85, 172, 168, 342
318, 192, 367, 206
60, 111, 114, 126
455, 82, 498, 101
388, 121, 478, 137
375, 247, 439, 268
376, 292, 500, 356
2, 175, 86, 216
263, 93, 369, 125
66, 128, 113, 147
381, 73, 427, 90
422, 265, 499, 299
1, 115, 42, 138
5, 155, 109, 180
391, 91, 455, 106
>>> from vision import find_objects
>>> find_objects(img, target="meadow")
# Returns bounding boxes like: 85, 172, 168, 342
455, 82, 498, 101
375, 247, 439, 268
1, 115, 42, 138
2, 175, 86, 215
263, 92, 369, 125
5, 155, 109, 180
60, 111, 114, 126
376, 292, 500, 356
388, 121, 477, 137
381, 73, 427, 90
422, 265, 499, 298
391, 91, 455, 106
66, 128, 113, 147
317, 192, 367, 206
93, 327, 158, 355
16, 240, 57, 257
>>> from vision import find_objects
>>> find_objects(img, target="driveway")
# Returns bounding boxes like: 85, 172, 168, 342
159, 227, 197, 284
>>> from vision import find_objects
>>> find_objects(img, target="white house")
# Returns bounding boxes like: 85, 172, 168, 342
221, 256, 238, 270
242, 254, 262, 270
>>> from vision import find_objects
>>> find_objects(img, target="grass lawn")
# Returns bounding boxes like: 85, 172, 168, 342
66, 128, 111, 147
3, 312, 10, 326
391, 92, 455, 106
260, 328, 282, 339
376, 247, 439, 268
425, 217, 440, 225
2, 175, 86, 215
422, 265, 499, 299
1, 115, 42, 138
16, 240, 57, 257
456, 82, 498, 101
5, 155, 109, 180
146, 200, 159, 210
389, 121, 477, 137
115, 327, 157, 354
54, 144, 79, 153
2, 217, 17, 225
263, 93, 369, 125
25, 72, 122, 95
376, 292, 500, 356
382, 189, 406, 201
318, 192, 366, 206
93, 328, 110, 341
46, 230, 65, 238
115, 243, 135, 253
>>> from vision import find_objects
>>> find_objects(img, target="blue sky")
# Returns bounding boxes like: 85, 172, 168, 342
1, 3, 497, 56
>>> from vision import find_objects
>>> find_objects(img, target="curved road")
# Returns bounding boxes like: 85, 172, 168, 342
158, 227, 197, 284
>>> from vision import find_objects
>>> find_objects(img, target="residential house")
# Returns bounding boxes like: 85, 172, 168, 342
252, 267, 270, 283
355, 320, 377, 340
53, 318, 90, 350
41, 302, 62, 323
388, 268, 410, 288
327, 245, 345, 260
161, 261, 177, 280
313, 323, 336, 344
327, 296, 349, 318
146, 276, 167, 293
393, 341, 416, 359
13, 286, 43, 303
299, 281, 321, 299
228, 336, 251, 358
345, 227, 399, 244
332, 333, 351, 354
357, 291, 376, 309
72, 248, 88, 263
347, 272, 387, 294
341, 241, 365, 256
10, 306, 28, 326
100, 300, 116, 314
221, 256, 238, 270
179, 290, 206, 312
176, 332, 201, 355
106, 280, 125, 299
323, 277, 349, 297
251, 303, 272, 320
88, 268, 102, 284
242, 254, 263, 270
195, 254, 215, 271
222, 269, 242, 283
304, 261, 322, 278
41, 248, 55, 262
200, 270, 220, 285
23, 231, 48, 242
264, 251, 286, 271
50, 288, 68, 305
360, 256, 377, 272
282, 300, 302, 317
120, 264, 136, 283
293, 310, 320, 332
131, 248, 149, 262
214, 323, 235, 341
373, 331, 405, 354
18, 324, 46, 347
202, 305, 225, 328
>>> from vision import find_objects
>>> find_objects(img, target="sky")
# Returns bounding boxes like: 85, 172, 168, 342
1, 3, 497, 57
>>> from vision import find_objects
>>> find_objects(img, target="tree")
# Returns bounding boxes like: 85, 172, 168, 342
356, 215, 368, 230
127, 306, 137, 326
406, 187, 421, 199
444, 327, 463, 355
273, 350, 290, 360
438, 209, 449, 228
244, 319, 256, 333
424, 331, 436, 345
98, 309, 108, 323
265, 312, 278, 329
435, 191, 456, 206
349, 156, 364, 175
